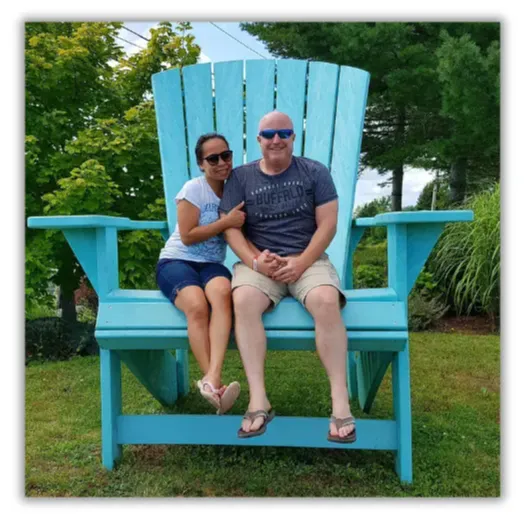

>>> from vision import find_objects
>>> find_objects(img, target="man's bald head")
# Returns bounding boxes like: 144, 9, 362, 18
258, 111, 294, 132
256, 110, 295, 172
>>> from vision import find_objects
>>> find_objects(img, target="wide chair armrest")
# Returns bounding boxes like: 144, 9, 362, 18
27, 215, 170, 299
27, 215, 168, 232
350, 210, 474, 298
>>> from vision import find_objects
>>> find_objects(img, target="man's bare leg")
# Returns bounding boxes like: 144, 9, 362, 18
305, 285, 354, 438
233, 285, 272, 433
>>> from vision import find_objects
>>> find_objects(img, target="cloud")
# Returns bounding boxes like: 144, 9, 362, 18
354, 166, 435, 209
199, 52, 211, 63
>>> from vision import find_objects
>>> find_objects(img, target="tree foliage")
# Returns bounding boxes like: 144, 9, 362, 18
241, 22, 500, 207
25, 22, 201, 317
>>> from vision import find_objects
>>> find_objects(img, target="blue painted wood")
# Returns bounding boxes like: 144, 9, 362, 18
116, 415, 398, 450
214, 61, 244, 168
152, 68, 190, 234
96, 227, 119, 300
375, 210, 473, 224
176, 350, 190, 396
245, 60, 276, 162
63, 229, 99, 294
28, 215, 135, 229
182, 63, 214, 178
95, 329, 408, 352
116, 350, 179, 408
327, 66, 370, 287
347, 351, 358, 401
406, 224, 445, 294
392, 346, 413, 483
105, 287, 399, 303
275, 60, 307, 155
353, 217, 377, 227
96, 299, 407, 331
388, 224, 409, 301
347, 225, 366, 289
356, 351, 395, 413
303, 61, 339, 166
100, 349, 122, 470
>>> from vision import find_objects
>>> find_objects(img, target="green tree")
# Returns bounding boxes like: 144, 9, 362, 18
434, 32, 500, 203
25, 22, 201, 320
241, 22, 499, 208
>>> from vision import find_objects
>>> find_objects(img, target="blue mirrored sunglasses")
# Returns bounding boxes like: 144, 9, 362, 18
258, 129, 294, 140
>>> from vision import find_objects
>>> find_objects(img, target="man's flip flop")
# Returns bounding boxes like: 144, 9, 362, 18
196, 380, 221, 412
237, 409, 275, 438
327, 415, 357, 443
217, 381, 241, 415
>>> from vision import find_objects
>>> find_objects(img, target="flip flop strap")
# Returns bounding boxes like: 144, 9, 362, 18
200, 380, 220, 394
330, 415, 355, 429
243, 409, 269, 422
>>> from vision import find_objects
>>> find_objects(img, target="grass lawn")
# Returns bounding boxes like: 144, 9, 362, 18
25, 332, 500, 497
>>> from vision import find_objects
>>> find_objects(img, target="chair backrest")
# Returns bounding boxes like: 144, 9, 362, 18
152, 59, 369, 287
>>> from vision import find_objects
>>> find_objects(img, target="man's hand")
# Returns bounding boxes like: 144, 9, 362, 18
256, 250, 287, 277
271, 256, 308, 284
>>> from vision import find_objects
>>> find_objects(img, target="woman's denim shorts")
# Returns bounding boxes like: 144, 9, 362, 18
156, 258, 232, 304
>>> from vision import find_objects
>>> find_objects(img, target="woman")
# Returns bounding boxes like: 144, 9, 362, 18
156, 133, 245, 414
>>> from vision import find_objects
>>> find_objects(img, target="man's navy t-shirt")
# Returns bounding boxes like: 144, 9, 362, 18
219, 156, 338, 256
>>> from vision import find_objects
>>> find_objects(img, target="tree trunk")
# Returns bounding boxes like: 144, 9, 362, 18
391, 108, 406, 212
391, 164, 404, 212
59, 286, 77, 323
449, 157, 468, 204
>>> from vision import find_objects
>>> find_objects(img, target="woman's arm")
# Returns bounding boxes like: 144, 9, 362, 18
178, 200, 244, 246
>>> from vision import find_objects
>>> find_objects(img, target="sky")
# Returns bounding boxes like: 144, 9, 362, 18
117, 21, 434, 209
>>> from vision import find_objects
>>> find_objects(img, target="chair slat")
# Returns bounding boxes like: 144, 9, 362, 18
276, 59, 307, 155
214, 61, 244, 168
245, 60, 276, 163
327, 66, 370, 284
303, 61, 339, 167
151, 69, 190, 234
182, 63, 214, 178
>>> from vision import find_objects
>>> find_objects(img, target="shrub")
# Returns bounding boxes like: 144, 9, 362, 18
408, 291, 449, 331
354, 264, 387, 289
430, 183, 500, 325
354, 196, 390, 243
25, 317, 98, 363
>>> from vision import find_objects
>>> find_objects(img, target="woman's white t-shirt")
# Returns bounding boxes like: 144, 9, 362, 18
159, 176, 226, 263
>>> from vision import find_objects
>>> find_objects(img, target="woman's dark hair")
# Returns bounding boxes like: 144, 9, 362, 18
195, 133, 230, 166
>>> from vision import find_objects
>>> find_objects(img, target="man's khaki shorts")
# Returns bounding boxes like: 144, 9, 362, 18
231, 254, 347, 311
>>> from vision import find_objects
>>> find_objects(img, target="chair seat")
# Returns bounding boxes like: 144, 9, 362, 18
98, 288, 407, 332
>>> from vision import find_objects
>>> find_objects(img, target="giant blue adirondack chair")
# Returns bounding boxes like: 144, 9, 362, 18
28, 59, 473, 484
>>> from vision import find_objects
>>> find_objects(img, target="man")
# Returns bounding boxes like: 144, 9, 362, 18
219, 111, 355, 443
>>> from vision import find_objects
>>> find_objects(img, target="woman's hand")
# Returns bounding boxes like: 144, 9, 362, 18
225, 201, 246, 228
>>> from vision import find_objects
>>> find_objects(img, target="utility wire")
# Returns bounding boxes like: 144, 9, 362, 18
209, 22, 267, 59
116, 35, 146, 51
122, 25, 151, 42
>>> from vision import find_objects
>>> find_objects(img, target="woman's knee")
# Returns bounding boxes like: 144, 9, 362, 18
176, 289, 209, 321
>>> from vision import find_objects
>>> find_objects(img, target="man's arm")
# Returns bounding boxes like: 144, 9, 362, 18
221, 215, 285, 275
300, 199, 338, 269
272, 199, 338, 283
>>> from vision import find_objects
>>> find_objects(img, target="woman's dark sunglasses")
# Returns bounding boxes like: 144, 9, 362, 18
203, 150, 233, 166
259, 129, 294, 140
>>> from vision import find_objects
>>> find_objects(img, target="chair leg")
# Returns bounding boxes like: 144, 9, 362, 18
176, 349, 190, 396
100, 349, 122, 470
392, 345, 413, 484
347, 351, 358, 402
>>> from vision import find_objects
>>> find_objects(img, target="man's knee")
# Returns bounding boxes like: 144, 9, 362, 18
233, 286, 269, 318
305, 286, 341, 318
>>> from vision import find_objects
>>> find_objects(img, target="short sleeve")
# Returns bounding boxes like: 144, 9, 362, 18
175, 180, 201, 209
314, 163, 338, 207
219, 169, 244, 213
